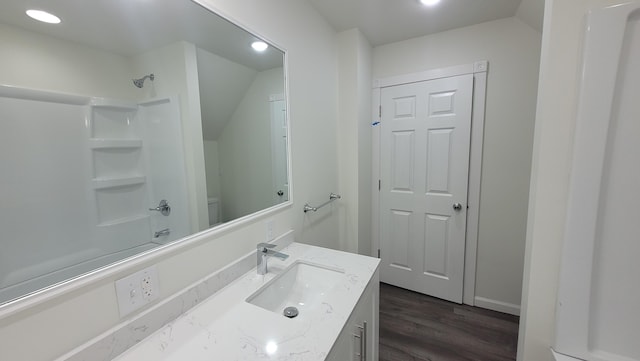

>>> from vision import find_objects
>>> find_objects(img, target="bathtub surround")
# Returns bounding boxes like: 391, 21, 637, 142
0, 86, 191, 304
520, 1, 640, 360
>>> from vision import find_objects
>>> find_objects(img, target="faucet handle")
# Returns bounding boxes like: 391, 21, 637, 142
257, 243, 276, 250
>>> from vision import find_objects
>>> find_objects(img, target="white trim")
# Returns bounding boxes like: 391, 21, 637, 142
0, 0, 296, 325
463, 70, 487, 306
0, 200, 292, 319
551, 350, 582, 361
192, 0, 288, 56
372, 61, 487, 89
371, 61, 488, 306
370, 87, 381, 259
474, 296, 520, 316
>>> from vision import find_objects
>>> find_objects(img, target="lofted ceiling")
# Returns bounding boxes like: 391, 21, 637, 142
307, 0, 543, 46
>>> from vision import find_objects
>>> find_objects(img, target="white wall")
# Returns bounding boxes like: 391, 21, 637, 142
0, 0, 339, 359
356, 32, 373, 257
517, 0, 587, 360
0, 23, 136, 99
196, 47, 257, 141
203, 140, 222, 202
373, 17, 541, 311
517, 0, 545, 32
218, 67, 284, 221
337, 29, 373, 255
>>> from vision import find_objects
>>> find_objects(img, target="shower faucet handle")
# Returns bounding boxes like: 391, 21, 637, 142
149, 199, 171, 216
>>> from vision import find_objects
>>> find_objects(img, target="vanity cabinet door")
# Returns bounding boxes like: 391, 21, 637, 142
326, 269, 379, 361
326, 325, 352, 361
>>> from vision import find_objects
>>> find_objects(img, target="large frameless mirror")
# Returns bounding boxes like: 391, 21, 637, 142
0, 0, 289, 305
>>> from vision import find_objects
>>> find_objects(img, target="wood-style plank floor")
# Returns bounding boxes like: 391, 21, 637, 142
379, 283, 519, 361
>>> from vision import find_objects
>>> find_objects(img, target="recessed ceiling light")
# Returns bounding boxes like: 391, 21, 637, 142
251, 41, 268, 52
26, 9, 61, 24
420, 0, 441, 6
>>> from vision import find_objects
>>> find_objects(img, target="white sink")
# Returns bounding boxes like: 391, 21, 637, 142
246, 261, 345, 317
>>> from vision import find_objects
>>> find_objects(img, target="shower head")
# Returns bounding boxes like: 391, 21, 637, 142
133, 73, 154, 88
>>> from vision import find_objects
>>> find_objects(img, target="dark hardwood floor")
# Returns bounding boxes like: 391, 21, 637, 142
379, 283, 519, 361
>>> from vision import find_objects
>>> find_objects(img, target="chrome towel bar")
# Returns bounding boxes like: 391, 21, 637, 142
303, 193, 341, 213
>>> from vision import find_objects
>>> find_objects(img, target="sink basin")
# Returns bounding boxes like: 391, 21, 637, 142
246, 261, 345, 317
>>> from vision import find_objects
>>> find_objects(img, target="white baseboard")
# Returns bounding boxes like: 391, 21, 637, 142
551, 349, 582, 361
474, 296, 520, 316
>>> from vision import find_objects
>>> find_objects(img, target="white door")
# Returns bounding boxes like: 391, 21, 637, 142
379, 74, 473, 303
270, 97, 289, 202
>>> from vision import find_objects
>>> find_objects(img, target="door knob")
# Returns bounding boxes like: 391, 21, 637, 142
453, 203, 463, 211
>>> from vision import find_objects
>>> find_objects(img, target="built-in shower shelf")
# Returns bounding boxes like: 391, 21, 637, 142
97, 214, 150, 227
92, 176, 146, 190
89, 138, 143, 149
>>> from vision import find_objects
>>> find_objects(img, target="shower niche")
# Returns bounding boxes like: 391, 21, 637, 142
90, 101, 147, 227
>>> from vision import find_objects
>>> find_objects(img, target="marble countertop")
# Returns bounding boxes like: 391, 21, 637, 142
113, 242, 380, 361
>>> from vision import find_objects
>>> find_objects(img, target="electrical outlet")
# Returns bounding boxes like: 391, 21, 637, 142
266, 219, 275, 241
115, 266, 160, 317
141, 273, 154, 300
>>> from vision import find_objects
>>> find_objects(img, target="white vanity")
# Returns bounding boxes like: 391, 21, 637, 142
63, 234, 380, 361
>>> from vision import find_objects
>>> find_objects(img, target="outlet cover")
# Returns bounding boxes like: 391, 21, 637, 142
266, 219, 275, 241
115, 266, 160, 317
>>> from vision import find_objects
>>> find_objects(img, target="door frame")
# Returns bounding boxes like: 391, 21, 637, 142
371, 61, 488, 306
269, 93, 288, 204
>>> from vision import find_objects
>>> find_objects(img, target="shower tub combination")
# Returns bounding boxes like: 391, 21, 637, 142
554, 1, 640, 361
0, 85, 190, 304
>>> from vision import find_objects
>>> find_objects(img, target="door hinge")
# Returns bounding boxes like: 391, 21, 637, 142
378, 105, 382, 118
378, 179, 381, 191
377, 249, 381, 258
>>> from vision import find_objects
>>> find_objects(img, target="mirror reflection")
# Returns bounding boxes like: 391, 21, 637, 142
0, 0, 289, 305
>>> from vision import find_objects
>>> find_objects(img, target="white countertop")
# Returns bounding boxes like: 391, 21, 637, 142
113, 242, 380, 361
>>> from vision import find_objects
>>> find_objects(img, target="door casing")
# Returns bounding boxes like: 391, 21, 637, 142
371, 61, 488, 306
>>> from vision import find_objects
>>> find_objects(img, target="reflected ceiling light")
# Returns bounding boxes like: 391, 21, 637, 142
251, 41, 269, 52
265, 341, 278, 355
420, 0, 441, 6
26, 9, 61, 24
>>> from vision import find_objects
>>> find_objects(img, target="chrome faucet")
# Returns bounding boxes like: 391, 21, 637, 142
154, 228, 170, 238
256, 243, 289, 275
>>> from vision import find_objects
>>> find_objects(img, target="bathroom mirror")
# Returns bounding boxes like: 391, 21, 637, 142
0, 0, 289, 305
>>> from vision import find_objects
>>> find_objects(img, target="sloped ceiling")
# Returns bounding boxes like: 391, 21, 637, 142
197, 48, 257, 141
516, 0, 545, 32
307, 0, 544, 46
